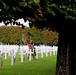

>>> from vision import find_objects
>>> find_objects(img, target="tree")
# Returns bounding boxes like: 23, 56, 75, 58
0, 0, 76, 75
0, 26, 22, 44
41, 28, 58, 45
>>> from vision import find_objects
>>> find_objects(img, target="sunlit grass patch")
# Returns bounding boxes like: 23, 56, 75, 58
0, 54, 57, 75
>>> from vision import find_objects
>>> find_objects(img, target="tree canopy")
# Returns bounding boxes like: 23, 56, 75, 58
0, 1, 76, 75
0, 0, 76, 31
0, 26, 58, 45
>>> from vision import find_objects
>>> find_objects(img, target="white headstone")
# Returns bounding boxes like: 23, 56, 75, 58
0, 51, 2, 68
35, 46, 40, 59
35, 49, 38, 59
40, 46, 44, 58
20, 50, 25, 63
48, 46, 53, 56
28, 49, 34, 61
4, 49, 8, 59
19, 46, 26, 63
0, 51, 2, 58
10, 50, 15, 65
45, 50, 48, 57
53, 46, 58, 55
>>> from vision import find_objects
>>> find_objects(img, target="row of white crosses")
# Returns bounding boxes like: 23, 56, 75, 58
6, 45, 18, 65
19, 45, 34, 61
18, 45, 58, 61
35, 45, 58, 58
35, 46, 41, 59
36, 45, 48, 58
26, 48, 34, 61
0, 45, 58, 66
19, 45, 26, 62
0, 45, 19, 65
4, 45, 18, 59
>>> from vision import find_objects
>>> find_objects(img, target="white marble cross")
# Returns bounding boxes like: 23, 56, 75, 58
35, 48, 40, 59
49, 46, 53, 56
40, 46, 45, 58
45, 50, 48, 57
0, 51, 2, 58
0, 51, 2, 68
53, 46, 58, 55
20, 49, 24, 63
4, 49, 8, 59
19, 46, 26, 63
10, 50, 16, 65
20, 49, 25, 63
28, 49, 34, 61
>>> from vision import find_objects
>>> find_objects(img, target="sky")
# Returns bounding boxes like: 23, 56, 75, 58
0, 18, 31, 27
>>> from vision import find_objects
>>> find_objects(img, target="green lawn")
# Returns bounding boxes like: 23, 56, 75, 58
0, 54, 57, 75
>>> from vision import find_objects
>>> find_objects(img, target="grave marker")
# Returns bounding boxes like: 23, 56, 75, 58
28, 49, 34, 61
10, 50, 15, 65
20, 49, 25, 63
0, 51, 2, 68
19, 46, 26, 63
35, 48, 40, 59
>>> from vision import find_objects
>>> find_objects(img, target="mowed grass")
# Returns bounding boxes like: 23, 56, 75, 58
0, 53, 57, 75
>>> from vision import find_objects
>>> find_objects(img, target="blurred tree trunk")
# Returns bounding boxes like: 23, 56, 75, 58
56, 30, 75, 75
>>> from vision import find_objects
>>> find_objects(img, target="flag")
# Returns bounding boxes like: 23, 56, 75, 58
23, 34, 32, 48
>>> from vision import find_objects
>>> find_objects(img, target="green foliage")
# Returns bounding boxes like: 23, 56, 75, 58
0, 26, 58, 45
19, 2, 27, 7
41, 28, 58, 45
0, 26, 22, 44
0, 0, 75, 38
0, 0, 76, 29
33, 0, 40, 3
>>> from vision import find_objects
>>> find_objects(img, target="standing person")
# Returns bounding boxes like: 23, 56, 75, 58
22, 34, 36, 60
30, 40, 36, 59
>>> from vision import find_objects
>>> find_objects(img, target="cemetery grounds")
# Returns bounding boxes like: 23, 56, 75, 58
0, 53, 57, 75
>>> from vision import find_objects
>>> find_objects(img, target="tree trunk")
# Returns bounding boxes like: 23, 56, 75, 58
56, 30, 75, 75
